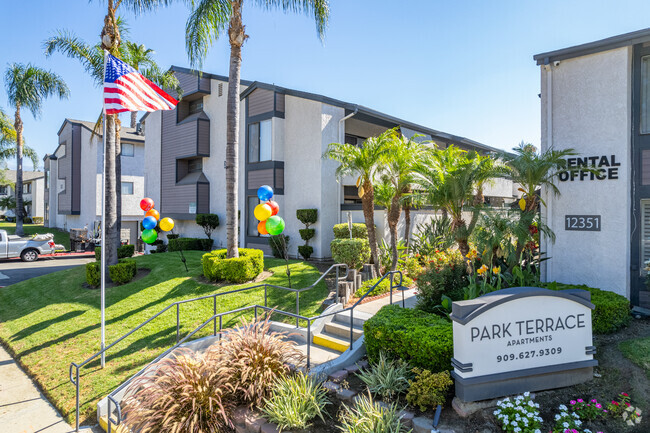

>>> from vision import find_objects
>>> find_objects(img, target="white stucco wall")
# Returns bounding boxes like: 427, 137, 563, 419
143, 111, 162, 208
540, 47, 632, 298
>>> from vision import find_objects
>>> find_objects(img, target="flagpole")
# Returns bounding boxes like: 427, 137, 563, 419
101, 49, 108, 369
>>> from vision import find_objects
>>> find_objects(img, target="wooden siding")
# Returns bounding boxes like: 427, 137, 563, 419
198, 119, 210, 155
57, 125, 72, 214
643, 149, 650, 185
199, 76, 211, 93
175, 72, 198, 97
197, 183, 210, 213
248, 168, 274, 190
248, 89, 274, 117
275, 93, 285, 113
275, 167, 284, 190
71, 124, 81, 213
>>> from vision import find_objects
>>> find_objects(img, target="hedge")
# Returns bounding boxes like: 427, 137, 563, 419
32, 216, 43, 224
544, 282, 631, 334
364, 304, 453, 373
109, 259, 137, 285
168, 237, 212, 252
296, 209, 318, 226
298, 245, 313, 260
202, 248, 264, 283
330, 238, 370, 270
86, 262, 100, 288
299, 228, 315, 242
95, 244, 135, 261
354, 275, 414, 298
333, 223, 368, 239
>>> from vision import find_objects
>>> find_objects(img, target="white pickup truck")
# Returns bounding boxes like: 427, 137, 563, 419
0, 230, 57, 262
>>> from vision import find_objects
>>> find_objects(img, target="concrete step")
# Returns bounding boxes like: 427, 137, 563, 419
324, 321, 363, 340
99, 415, 130, 433
333, 310, 372, 328
312, 331, 351, 353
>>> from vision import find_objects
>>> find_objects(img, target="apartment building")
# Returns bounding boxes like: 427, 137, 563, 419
44, 118, 145, 245
143, 67, 515, 259
0, 170, 45, 219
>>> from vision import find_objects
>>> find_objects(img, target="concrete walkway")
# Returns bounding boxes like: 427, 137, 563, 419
356, 287, 418, 315
0, 345, 98, 433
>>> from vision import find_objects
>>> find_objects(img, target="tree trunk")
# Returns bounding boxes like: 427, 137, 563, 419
452, 216, 470, 258
115, 119, 122, 245
14, 104, 24, 237
104, 114, 119, 269
361, 180, 380, 275
225, 0, 246, 259
130, 111, 137, 129
404, 204, 411, 249
387, 195, 401, 272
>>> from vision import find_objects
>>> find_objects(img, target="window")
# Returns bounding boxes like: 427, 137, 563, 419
122, 142, 134, 157
642, 56, 650, 134
23, 183, 31, 194
189, 98, 203, 114
121, 182, 134, 195
0, 186, 7, 195
343, 185, 363, 204
45, 170, 50, 189
248, 120, 272, 163
188, 158, 203, 173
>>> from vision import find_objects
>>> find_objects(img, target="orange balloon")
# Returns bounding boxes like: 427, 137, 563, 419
257, 220, 268, 235
145, 209, 160, 220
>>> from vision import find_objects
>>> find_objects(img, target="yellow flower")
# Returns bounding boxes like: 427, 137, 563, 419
492, 266, 501, 275
467, 249, 478, 260
477, 264, 488, 276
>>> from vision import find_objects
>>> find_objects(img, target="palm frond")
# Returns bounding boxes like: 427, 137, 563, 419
250, 0, 330, 40
185, 0, 232, 70
4, 64, 70, 118
43, 31, 104, 86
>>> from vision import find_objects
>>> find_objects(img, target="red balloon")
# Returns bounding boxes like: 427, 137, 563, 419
257, 220, 268, 235
268, 200, 279, 216
140, 198, 154, 212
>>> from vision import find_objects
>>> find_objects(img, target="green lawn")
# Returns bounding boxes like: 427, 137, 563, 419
620, 336, 650, 377
0, 221, 70, 248
0, 251, 329, 425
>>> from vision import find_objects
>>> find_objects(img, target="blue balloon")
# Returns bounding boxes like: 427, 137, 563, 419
142, 216, 157, 230
257, 185, 274, 201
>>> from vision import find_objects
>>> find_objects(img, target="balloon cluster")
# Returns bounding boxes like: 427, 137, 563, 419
254, 185, 285, 235
139, 197, 175, 244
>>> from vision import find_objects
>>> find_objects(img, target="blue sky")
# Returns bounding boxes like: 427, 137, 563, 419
2, 0, 650, 170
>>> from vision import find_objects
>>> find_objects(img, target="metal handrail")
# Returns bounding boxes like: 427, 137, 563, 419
69, 263, 348, 431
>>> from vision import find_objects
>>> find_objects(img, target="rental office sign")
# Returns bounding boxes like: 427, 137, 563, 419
450, 287, 597, 402
558, 154, 621, 181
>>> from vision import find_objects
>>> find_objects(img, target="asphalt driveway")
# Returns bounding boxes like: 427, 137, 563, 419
0, 255, 95, 287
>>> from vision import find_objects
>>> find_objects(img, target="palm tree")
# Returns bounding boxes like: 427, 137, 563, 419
324, 130, 392, 275
44, 5, 177, 268
0, 107, 40, 169
185, 0, 330, 259
414, 145, 499, 258
4, 64, 68, 236
377, 132, 422, 271
500, 141, 576, 264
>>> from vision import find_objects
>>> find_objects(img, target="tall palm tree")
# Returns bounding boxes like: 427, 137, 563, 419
378, 132, 422, 271
44, 5, 177, 268
0, 107, 41, 169
414, 145, 499, 258
4, 64, 68, 236
324, 130, 392, 275
500, 141, 576, 264
185, 0, 330, 259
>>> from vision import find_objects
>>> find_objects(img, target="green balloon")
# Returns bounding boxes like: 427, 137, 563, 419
142, 228, 158, 244
265, 215, 285, 235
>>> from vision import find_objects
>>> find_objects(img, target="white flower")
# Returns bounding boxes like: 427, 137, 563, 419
563, 422, 569, 428
559, 404, 567, 411
554, 414, 561, 421
575, 420, 582, 426
524, 391, 530, 397
514, 428, 521, 433
534, 430, 541, 433
511, 420, 517, 426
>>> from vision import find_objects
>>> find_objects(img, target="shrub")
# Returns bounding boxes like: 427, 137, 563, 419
333, 223, 368, 239
406, 368, 453, 411
296, 209, 318, 226
354, 276, 414, 298
331, 238, 370, 270
86, 262, 100, 288
262, 372, 329, 430
415, 249, 468, 313
200, 238, 213, 251
202, 248, 264, 283
24, 217, 32, 224
122, 349, 235, 433
152, 239, 167, 253
95, 245, 136, 260
168, 237, 208, 252
299, 228, 315, 242
196, 213, 220, 240
32, 216, 43, 224
205, 316, 304, 406
399, 256, 423, 280
364, 304, 453, 373
269, 234, 290, 259
337, 392, 410, 433
545, 282, 631, 334
298, 245, 314, 261
357, 352, 412, 401
109, 259, 137, 285
166, 233, 179, 240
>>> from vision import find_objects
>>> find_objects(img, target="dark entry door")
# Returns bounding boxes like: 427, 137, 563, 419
631, 44, 650, 308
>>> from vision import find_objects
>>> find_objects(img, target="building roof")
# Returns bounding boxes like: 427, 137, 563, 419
150, 66, 502, 153
58, 118, 145, 143
3, 170, 44, 183
534, 27, 650, 65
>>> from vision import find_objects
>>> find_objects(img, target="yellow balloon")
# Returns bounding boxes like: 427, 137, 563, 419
160, 217, 175, 232
254, 203, 273, 221
519, 198, 526, 211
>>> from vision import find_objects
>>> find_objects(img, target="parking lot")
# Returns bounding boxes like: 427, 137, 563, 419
0, 255, 95, 287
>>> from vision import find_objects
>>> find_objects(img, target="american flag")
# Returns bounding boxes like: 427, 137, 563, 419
103, 53, 177, 115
